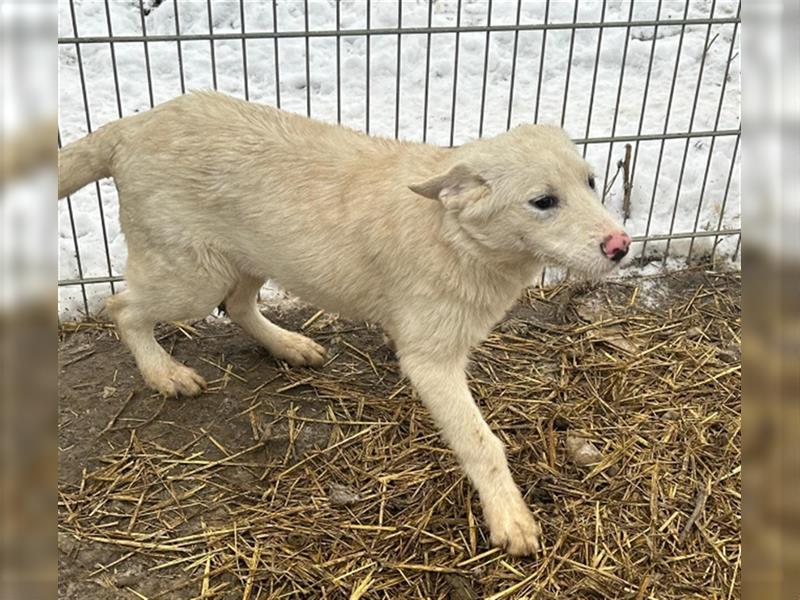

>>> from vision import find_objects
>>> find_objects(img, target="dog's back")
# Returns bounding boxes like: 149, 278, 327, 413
61, 92, 453, 321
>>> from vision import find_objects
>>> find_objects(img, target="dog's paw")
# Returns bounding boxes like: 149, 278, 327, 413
146, 362, 207, 397
271, 332, 326, 367
484, 494, 542, 557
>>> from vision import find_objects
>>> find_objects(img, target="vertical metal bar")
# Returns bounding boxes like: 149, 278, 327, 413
533, 0, 550, 123
394, 1, 402, 139
64, 195, 91, 316
102, 0, 124, 295
272, 1, 281, 108
304, 0, 311, 117
638, 2, 691, 261
206, 0, 218, 90
422, 0, 433, 142
240, 0, 249, 100
626, 0, 663, 208
366, 1, 371, 134
336, 0, 341, 123
582, 0, 607, 158
478, 0, 493, 137
711, 134, 740, 263
505, 0, 522, 130
732, 233, 741, 261
600, 0, 635, 205
173, 0, 186, 94
559, 1, 580, 128
59, 130, 90, 317
662, 0, 717, 262
688, 13, 739, 262
103, 0, 123, 119
68, 0, 116, 297
537, 0, 551, 294
449, 0, 462, 147
137, 0, 155, 107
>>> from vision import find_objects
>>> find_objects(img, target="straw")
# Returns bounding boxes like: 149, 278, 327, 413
59, 267, 740, 598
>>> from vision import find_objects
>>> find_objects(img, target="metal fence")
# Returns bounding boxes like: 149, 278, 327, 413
58, 0, 741, 318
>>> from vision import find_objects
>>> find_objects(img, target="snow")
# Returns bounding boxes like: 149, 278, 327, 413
58, 0, 740, 319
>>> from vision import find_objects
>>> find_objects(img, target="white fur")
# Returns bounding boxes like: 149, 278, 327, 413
58, 91, 627, 556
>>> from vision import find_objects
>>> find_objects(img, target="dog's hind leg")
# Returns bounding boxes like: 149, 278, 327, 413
225, 275, 326, 367
106, 254, 232, 397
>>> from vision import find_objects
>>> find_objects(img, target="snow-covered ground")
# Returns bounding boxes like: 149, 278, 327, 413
58, 0, 740, 319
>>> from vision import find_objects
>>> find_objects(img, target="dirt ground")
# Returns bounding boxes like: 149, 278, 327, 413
58, 268, 741, 599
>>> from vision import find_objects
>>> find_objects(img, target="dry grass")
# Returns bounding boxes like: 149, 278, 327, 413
58, 268, 741, 599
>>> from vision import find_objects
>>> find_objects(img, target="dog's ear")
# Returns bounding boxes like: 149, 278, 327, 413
408, 164, 488, 208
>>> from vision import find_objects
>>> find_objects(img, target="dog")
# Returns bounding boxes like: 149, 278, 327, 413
58, 91, 630, 556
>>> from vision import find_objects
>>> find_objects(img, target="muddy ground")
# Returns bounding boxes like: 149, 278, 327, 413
58, 269, 741, 599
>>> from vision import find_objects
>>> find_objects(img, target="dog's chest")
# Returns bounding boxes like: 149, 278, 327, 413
450, 273, 533, 350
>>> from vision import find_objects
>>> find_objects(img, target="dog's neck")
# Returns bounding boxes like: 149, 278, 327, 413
442, 211, 536, 278
437, 211, 541, 313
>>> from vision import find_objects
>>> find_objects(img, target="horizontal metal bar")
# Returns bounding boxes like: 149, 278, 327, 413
630, 228, 739, 243
58, 275, 124, 287
57, 16, 740, 45
58, 122, 737, 149
56, 231, 739, 288
573, 128, 739, 146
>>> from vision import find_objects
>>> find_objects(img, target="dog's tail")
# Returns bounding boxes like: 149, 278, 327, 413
58, 124, 116, 199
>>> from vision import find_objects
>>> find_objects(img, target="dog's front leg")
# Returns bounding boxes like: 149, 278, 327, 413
400, 354, 541, 556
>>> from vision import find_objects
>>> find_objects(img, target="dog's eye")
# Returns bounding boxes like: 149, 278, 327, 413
529, 195, 559, 210
588, 175, 596, 190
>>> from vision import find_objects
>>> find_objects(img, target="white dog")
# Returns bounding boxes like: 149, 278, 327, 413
58, 91, 630, 556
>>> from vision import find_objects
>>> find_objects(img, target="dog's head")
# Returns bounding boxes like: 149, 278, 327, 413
409, 124, 630, 277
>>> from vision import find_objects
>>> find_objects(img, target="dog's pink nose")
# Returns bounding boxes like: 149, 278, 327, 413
601, 231, 631, 262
